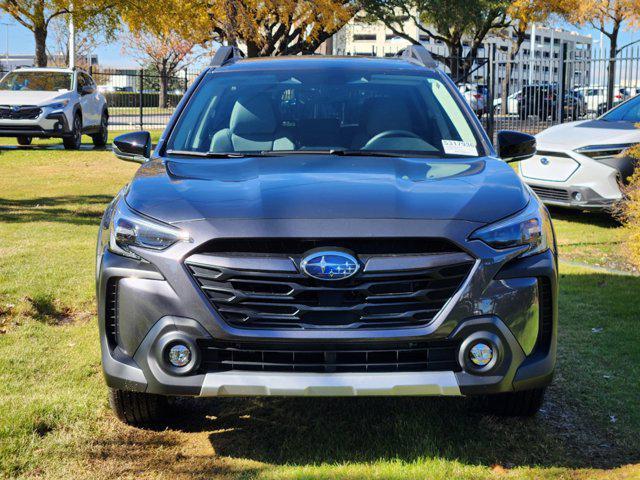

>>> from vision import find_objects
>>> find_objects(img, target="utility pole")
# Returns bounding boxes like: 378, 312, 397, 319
68, 4, 75, 68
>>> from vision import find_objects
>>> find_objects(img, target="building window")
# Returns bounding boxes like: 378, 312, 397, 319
354, 34, 377, 41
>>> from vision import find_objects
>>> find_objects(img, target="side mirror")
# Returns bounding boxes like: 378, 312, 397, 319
497, 130, 536, 163
81, 85, 95, 95
113, 131, 152, 164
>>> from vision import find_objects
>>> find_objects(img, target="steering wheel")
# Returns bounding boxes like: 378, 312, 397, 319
363, 130, 423, 150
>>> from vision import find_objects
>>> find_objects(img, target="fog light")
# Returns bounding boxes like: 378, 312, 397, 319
469, 342, 493, 367
572, 191, 583, 202
168, 344, 191, 367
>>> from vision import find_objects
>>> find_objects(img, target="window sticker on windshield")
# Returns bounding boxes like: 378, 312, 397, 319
442, 140, 478, 156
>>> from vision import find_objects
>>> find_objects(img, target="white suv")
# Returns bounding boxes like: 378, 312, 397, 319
0, 67, 108, 149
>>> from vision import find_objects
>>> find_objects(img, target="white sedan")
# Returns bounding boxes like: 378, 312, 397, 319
518, 95, 640, 210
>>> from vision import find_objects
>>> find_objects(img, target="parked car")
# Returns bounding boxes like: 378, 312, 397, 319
575, 86, 629, 115
0, 67, 108, 148
458, 83, 488, 117
518, 84, 585, 120
519, 93, 640, 210
493, 89, 521, 115
98, 46, 557, 426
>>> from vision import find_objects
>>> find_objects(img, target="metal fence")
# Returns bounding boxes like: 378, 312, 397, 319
445, 48, 640, 142
87, 66, 202, 131
1, 51, 640, 138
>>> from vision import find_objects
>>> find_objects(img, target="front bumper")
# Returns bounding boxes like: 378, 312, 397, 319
202, 371, 461, 396
0, 111, 71, 137
97, 215, 558, 398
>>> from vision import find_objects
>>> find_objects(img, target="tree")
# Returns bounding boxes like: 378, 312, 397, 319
361, 0, 510, 81
121, 0, 358, 58
554, 0, 640, 109
124, 29, 209, 108
47, 11, 116, 67
0, 0, 114, 66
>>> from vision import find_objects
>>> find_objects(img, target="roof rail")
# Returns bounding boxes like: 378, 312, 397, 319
396, 45, 437, 69
209, 46, 245, 67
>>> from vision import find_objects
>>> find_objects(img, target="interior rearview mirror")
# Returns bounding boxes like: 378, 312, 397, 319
113, 131, 152, 164
496, 130, 536, 163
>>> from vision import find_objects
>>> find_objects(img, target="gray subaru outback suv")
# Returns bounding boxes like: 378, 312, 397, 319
97, 46, 557, 425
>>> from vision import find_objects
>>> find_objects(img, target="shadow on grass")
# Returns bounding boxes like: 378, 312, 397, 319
147, 391, 633, 471
0, 143, 110, 151
0, 195, 112, 225
548, 206, 621, 228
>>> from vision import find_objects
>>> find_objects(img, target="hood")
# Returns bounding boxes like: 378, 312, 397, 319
125, 155, 529, 225
0, 90, 69, 106
536, 119, 640, 150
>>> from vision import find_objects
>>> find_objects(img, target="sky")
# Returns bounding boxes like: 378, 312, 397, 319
1, 13, 639, 68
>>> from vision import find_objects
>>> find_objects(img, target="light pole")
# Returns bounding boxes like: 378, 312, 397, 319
0, 22, 13, 69
68, 4, 75, 68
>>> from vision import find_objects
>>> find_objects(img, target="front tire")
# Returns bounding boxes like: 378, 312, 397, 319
479, 387, 546, 417
17, 136, 32, 146
91, 112, 108, 147
63, 114, 82, 150
108, 387, 169, 426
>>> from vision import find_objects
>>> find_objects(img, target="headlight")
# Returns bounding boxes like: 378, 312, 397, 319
574, 143, 636, 161
108, 199, 190, 259
469, 199, 554, 258
43, 100, 69, 110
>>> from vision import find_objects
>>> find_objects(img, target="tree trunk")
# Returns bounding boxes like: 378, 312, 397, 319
34, 26, 48, 67
606, 25, 620, 111
159, 66, 169, 109
246, 40, 260, 57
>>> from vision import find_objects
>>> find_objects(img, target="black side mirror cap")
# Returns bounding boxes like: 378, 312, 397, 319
113, 131, 152, 164
81, 85, 95, 95
496, 130, 536, 163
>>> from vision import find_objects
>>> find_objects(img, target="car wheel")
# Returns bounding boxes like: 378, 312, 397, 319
478, 387, 546, 417
63, 114, 82, 150
108, 387, 169, 426
17, 136, 32, 146
91, 112, 109, 147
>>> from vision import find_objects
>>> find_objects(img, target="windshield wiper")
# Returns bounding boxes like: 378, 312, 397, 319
330, 149, 405, 157
167, 150, 282, 158
166, 149, 248, 158
258, 149, 414, 158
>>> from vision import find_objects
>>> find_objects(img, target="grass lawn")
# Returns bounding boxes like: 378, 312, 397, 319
0, 140, 638, 479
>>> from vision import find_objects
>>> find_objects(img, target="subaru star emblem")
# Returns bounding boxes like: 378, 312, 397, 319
300, 250, 359, 281
540, 157, 550, 165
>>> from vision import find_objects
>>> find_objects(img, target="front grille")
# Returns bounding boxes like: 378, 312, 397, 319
0, 106, 42, 120
198, 340, 462, 373
530, 185, 570, 202
105, 279, 119, 347
186, 241, 474, 330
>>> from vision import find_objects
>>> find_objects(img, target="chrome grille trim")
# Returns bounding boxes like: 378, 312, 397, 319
186, 251, 476, 330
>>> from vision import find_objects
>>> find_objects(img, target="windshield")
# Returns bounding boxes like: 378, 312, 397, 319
601, 95, 640, 122
167, 64, 482, 158
0, 71, 72, 92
